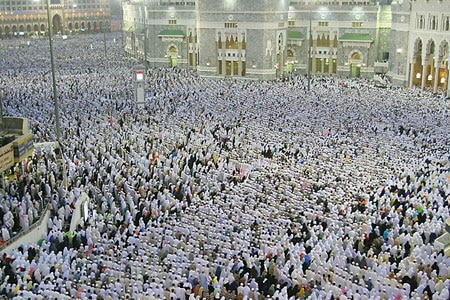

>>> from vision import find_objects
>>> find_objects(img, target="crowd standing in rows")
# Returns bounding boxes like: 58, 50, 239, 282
0, 32, 449, 299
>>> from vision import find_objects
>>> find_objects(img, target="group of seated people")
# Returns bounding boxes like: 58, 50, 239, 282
0, 32, 449, 299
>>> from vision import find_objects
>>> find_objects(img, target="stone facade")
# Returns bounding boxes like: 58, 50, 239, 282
391, 0, 449, 94
123, 0, 450, 93
0, 0, 110, 36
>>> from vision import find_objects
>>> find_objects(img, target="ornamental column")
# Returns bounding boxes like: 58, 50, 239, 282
238, 32, 242, 77
222, 33, 226, 76
409, 61, 415, 88
433, 60, 439, 93
447, 64, 450, 97
409, 55, 416, 88
421, 60, 426, 90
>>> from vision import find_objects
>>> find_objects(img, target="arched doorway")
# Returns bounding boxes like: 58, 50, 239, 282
287, 49, 295, 73
437, 41, 449, 91
168, 45, 178, 67
411, 38, 423, 87
26, 24, 31, 34
4, 26, 10, 37
349, 51, 363, 78
40, 24, 46, 34
52, 14, 63, 34
0, 27, 3, 37
422, 40, 436, 89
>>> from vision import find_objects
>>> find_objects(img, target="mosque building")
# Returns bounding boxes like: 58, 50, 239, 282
0, 0, 110, 36
122, 0, 450, 94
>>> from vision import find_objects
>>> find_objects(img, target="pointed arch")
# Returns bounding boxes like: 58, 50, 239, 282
287, 49, 295, 58
438, 40, 449, 61
348, 50, 364, 63
437, 40, 449, 90
52, 14, 63, 34
168, 45, 178, 53
425, 39, 436, 56
413, 38, 423, 59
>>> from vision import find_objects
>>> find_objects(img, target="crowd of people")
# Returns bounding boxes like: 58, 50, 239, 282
0, 32, 449, 299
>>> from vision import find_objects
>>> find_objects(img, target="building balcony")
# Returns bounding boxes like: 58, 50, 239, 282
374, 61, 389, 74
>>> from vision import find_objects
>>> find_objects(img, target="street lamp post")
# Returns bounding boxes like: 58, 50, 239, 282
0, 86, 4, 130
120, 0, 124, 49
72, 3, 77, 34
45, 0, 61, 141
143, 3, 148, 70
102, 0, 107, 57
307, 10, 312, 91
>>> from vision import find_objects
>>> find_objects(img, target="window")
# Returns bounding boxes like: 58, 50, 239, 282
443, 16, 450, 31
288, 21, 295, 26
169, 19, 176, 24
224, 22, 237, 28
352, 22, 363, 28
430, 15, 438, 30
417, 15, 425, 29
319, 22, 328, 27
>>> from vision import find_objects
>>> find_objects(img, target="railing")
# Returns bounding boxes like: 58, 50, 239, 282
159, 0, 195, 5
290, 0, 375, 6
135, 0, 196, 8
374, 61, 389, 67
49, 4, 64, 9
0, 202, 50, 252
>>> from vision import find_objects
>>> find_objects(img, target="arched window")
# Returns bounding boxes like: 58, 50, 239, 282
418, 15, 425, 29
169, 46, 177, 52
430, 15, 437, 30
278, 33, 283, 52
351, 52, 361, 60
